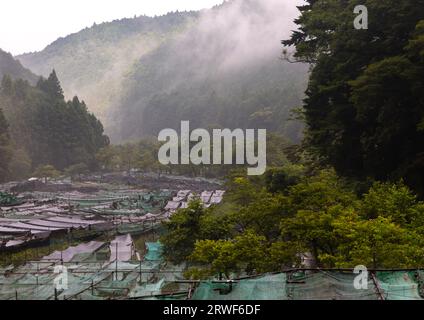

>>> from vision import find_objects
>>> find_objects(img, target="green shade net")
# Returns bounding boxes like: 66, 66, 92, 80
286, 271, 378, 300
192, 274, 288, 300
144, 242, 164, 262
376, 271, 423, 300
129, 278, 165, 298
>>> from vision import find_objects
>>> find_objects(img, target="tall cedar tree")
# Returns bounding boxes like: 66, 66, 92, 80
283, 0, 424, 196
0, 71, 109, 173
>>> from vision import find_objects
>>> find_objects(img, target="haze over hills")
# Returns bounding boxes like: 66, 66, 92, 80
17, 11, 198, 127
17, 0, 308, 143
0, 49, 38, 84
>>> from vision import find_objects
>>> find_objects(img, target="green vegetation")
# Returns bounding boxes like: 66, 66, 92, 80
95, 133, 292, 178
0, 240, 79, 267
33, 165, 61, 183
17, 12, 198, 128
282, 0, 424, 196
161, 1, 424, 276
0, 71, 109, 180
162, 166, 424, 278
17, 1, 308, 143
0, 108, 12, 182
0, 48, 37, 84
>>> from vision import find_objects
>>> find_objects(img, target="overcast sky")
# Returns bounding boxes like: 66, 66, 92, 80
0, 0, 225, 55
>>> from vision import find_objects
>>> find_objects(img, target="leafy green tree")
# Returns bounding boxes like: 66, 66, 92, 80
281, 205, 351, 266
96, 146, 119, 172
161, 200, 207, 264
330, 215, 424, 269
65, 163, 89, 180
265, 164, 305, 193
284, 169, 357, 215
189, 230, 270, 278
360, 181, 420, 225
33, 165, 61, 183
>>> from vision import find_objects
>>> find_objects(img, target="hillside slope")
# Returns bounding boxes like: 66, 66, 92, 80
18, 12, 198, 125
18, 0, 307, 143
0, 49, 38, 84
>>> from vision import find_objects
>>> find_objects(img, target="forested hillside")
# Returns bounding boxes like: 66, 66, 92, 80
0, 71, 109, 181
17, 11, 199, 131
161, 0, 424, 276
0, 49, 38, 84
18, 0, 308, 143
283, 0, 424, 196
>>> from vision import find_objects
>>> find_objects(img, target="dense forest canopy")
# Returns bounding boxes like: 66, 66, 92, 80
0, 70, 109, 181
283, 0, 424, 196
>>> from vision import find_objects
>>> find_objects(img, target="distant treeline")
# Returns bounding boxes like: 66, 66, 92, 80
95, 133, 292, 179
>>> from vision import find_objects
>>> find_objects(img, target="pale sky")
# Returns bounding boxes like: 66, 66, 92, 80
0, 0, 225, 55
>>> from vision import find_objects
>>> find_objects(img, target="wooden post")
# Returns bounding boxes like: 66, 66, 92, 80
139, 260, 142, 283
115, 242, 118, 281
371, 272, 385, 300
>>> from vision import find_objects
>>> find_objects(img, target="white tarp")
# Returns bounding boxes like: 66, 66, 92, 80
165, 201, 181, 210
1, 222, 64, 232
201, 191, 213, 204
109, 234, 134, 262
42, 241, 105, 262
25, 219, 86, 229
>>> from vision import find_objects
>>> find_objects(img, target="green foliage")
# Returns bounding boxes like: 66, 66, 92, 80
265, 164, 305, 193
189, 230, 270, 278
0, 108, 12, 181
360, 182, 419, 225
284, 1, 424, 196
328, 215, 424, 269
8, 148, 32, 180
0, 49, 38, 84
284, 169, 357, 215
160, 200, 207, 264
163, 163, 424, 275
0, 72, 109, 176
33, 164, 61, 183
65, 163, 89, 180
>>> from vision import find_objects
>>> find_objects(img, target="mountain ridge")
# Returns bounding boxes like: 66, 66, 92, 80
17, 0, 307, 143
0, 48, 38, 84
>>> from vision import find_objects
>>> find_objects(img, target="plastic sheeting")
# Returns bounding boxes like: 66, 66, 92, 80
165, 201, 180, 210
109, 234, 134, 262
144, 242, 164, 262
24, 219, 86, 229
200, 191, 213, 204
42, 241, 105, 262
0, 226, 30, 235
0, 222, 64, 232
